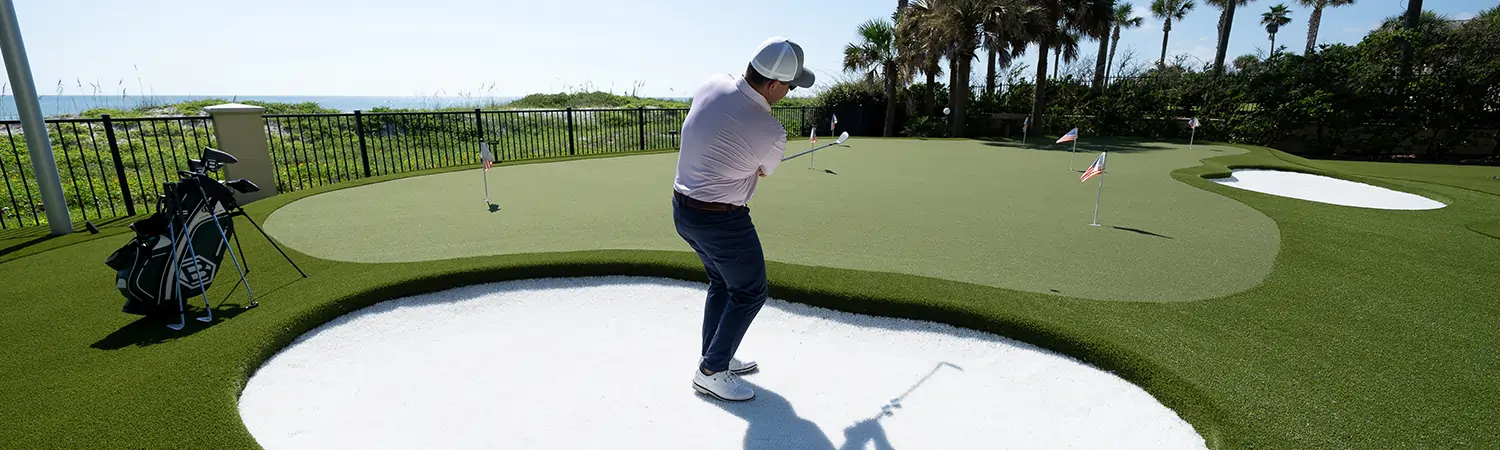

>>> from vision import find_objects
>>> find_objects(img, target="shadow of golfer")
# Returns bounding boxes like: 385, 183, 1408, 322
698, 380, 836, 450
839, 416, 895, 450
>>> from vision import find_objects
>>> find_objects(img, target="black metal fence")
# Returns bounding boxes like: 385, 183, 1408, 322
262, 106, 835, 193
3, 105, 843, 231
1, 116, 216, 230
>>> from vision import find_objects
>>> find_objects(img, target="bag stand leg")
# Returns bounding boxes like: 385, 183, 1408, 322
227, 208, 307, 279
197, 184, 255, 309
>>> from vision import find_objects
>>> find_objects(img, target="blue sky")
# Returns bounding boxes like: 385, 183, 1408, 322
0, 0, 1489, 98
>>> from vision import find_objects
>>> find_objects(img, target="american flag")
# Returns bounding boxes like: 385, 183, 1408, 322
1189, 117, 1200, 129
479, 141, 495, 171
1056, 127, 1078, 143
809, 128, 817, 144
1080, 152, 1106, 182
1022, 115, 1030, 132
830, 114, 837, 132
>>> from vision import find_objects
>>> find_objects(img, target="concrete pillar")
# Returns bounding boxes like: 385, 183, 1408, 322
205, 103, 276, 204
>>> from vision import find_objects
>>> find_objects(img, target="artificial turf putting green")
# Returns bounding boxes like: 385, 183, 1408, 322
1, 139, 1497, 449
263, 138, 1279, 302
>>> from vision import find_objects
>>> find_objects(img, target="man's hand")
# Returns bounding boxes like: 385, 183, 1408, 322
758, 167, 767, 177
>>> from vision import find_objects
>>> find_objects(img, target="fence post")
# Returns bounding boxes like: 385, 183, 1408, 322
354, 110, 371, 177
473, 108, 484, 147
638, 106, 646, 151
800, 106, 807, 136
566, 107, 576, 156
100, 114, 135, 216
204, 103, 275, 203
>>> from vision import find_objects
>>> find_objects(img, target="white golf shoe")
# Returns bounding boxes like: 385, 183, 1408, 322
693, 368, 754, 401
729, 357, 757, 375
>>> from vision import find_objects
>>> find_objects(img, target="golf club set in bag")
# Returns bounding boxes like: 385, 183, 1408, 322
103, 147, 306, 330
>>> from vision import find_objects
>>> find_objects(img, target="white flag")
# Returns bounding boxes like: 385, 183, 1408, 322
480, 141, 494, 171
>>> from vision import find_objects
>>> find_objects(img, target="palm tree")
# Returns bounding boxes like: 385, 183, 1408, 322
1209, 0, 1257, 75
1029, 0, 1112, 133
1297, 0, 1355, 55
895, 12, 945, 117
1051, 28, 1083, 79
902, 0, 1043, 136
899, 0, 988, 136
1150, 0, 1196, 68
1375, 9, 1453, 33
1106, 4, 1145, 79
1092, 16, 1112, 87
844, 18, 904, 137
1261, 4, 1292, 55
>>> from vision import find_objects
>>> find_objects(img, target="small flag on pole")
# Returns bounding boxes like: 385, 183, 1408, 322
1022, 116, 1030, 132
1188, 118, 1200, 147
830, 114, 838, 133
1060, 127, 1080, 170
1084, 151, 1108, 226
480, 141, 494, 172
808, 128, 818, 168
1057, 128, 1078, 143
479, 141, 495, 206
1081, 152, 1106, 182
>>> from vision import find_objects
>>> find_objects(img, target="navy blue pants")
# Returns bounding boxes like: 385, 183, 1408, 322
672, 192, 769, 374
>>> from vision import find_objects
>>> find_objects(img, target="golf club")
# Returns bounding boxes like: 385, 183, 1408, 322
782, 131, 848, 161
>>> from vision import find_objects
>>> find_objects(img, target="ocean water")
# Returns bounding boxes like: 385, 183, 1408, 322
0, 95, 693, 119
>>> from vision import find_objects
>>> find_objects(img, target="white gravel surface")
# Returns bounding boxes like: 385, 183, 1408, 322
239, 276, 1208, 449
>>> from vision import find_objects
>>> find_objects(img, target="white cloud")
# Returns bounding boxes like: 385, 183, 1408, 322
1455, 12, 1475, 20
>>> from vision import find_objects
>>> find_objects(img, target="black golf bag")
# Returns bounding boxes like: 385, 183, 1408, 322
105, 173, 238, 317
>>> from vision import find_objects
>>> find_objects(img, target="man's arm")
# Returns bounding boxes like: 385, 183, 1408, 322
758, 130, 787, 177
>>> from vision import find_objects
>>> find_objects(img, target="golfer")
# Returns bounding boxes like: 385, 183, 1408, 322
671, 36, 814, 402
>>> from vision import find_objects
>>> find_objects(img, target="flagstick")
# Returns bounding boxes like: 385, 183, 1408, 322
1069, 139, 1077, 171
483, 169, 490, 205
1189, 127, 1196, 148
1090, 171, 1104, 226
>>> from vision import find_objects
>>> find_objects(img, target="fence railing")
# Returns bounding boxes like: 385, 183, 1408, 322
1, 115, 216, 230
262, 106, 834, 194
3, 105, 841, 231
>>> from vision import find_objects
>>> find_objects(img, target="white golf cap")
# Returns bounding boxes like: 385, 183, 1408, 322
749, 36, 815, 88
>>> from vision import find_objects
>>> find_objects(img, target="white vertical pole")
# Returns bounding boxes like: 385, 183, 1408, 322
0, 0, 71, 235
483, 170, 490, 204
1090, 172, 1104, 226
1069, 139, 1077, 171
1189, 127, 1196, 147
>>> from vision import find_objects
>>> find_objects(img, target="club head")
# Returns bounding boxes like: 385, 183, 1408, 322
188, 159, 205, 172
225, 178, 260, 194
835, 131, 849, 144
200, 147, 238, 165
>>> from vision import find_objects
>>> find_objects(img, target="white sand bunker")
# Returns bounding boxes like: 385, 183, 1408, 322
1211, 168, 1444, 210
238, 276, 1207, 449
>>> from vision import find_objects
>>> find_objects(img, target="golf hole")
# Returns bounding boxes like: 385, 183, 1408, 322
1210, 169, 1445, 210
239, 276, 1208, 449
